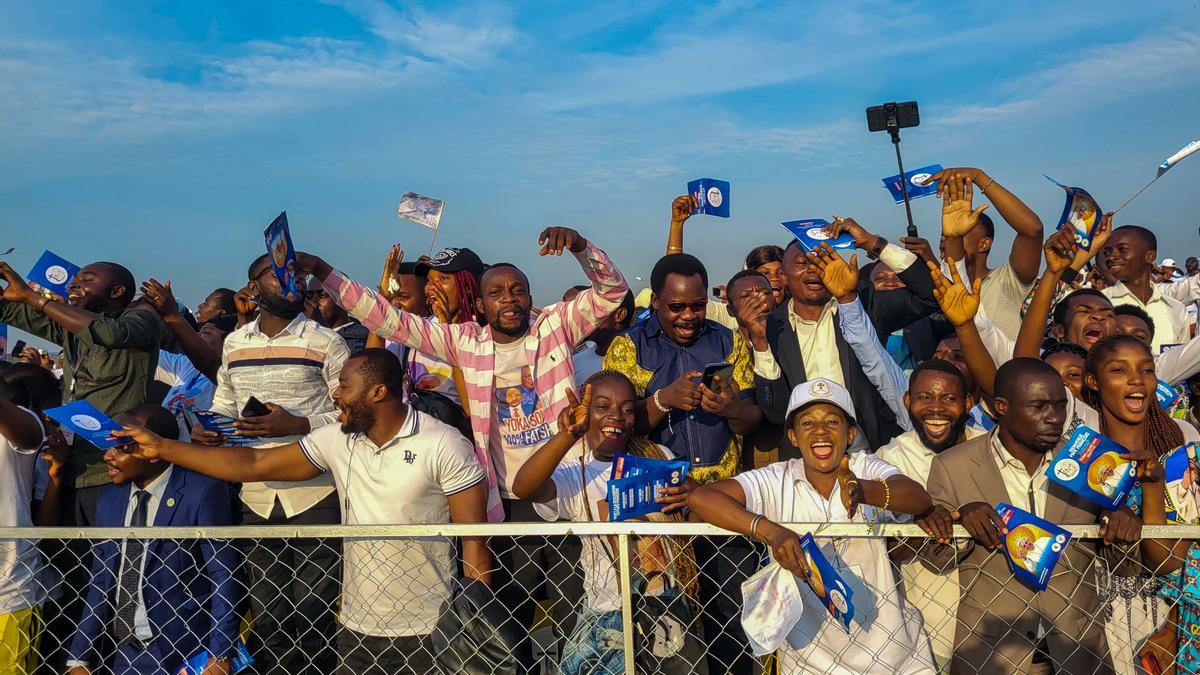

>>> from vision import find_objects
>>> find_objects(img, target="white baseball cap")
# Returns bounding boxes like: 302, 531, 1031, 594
1162, 258, 1179, 268
785, 377, 857, 424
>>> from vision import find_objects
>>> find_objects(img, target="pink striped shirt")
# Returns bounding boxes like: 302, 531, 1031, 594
323, 242, 629, 521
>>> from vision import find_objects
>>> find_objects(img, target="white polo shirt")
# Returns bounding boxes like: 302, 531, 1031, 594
1105, 281, 1191, 353
0, 407, 45, 615
734, 456, 935, 675
299, 410, 484, 637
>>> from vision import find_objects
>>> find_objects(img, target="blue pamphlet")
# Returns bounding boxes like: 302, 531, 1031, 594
687, 178, 731, 218
191, 411, 262, 447
610, 453, 690, 482
882, 163, 943, 203
43, 400, 129, 450
263, 211, 298, 300
1044, 175, 1103, 251
996, 503, 1071, 591
798, 533, 854, 631
607, 468, 687, 522
26, 250, 81, 299
177, 638, 254, 674
1157, 379, 1180, 410
781, 219, 855, 253
1047, 424, 1136, 510
1163, 443, 1200, 524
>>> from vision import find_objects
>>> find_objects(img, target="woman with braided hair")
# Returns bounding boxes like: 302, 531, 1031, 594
512, 369, 703, 674
1079, 333, 1200, 673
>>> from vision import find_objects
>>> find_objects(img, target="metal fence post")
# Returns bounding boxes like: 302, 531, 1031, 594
618, 532, 636, 675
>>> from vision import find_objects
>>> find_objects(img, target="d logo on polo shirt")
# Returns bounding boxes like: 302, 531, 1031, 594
809, 381, 832, 398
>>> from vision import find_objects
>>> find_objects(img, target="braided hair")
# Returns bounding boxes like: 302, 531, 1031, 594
1083, 334, 1183, 456
450, 269, 483, 325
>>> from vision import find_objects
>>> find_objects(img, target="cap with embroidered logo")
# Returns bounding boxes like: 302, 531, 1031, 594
785, 377, 857, 425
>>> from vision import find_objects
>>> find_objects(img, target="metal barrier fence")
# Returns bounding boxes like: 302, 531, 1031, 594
2, 522, 1198, 674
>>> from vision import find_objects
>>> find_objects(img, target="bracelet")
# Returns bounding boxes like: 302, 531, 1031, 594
880, 477, 892, 512
749, 514, 764, 542
35, 295, 51, 313
979, 176, 996, 193
651, 389, 671, 414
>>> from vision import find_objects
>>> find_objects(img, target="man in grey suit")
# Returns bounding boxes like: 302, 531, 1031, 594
923, 358, 1143, 675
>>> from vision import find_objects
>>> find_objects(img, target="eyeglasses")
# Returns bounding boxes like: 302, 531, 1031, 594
664, 301, 707, 314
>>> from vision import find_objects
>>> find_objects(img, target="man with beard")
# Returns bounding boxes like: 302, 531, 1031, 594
875, 358, 980, 668
194, 253, 349, 675
297, 226, 627, 673
921, 358, 1141, 674
0, 260, 159, 525
112, 349, 491, 675
604, 252, 760, 674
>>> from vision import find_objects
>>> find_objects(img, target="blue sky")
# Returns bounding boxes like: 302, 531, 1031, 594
2, 0, 1199, 348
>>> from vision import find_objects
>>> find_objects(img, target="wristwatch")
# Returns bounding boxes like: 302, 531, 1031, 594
867, 236, 888, 260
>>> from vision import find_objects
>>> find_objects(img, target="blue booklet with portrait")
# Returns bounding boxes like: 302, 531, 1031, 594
996, 503, 1071, 591
27, 250, 81, 298
781, 219, 854, 253
43, 400, 129, 450
1046, 424, 1136, 511
798, 533, 855, 631
178, 638, 254, 674
263, 211, 298, 300
190, 411, 262, 447
607, 455, 690, 522
882, 163, 942, 203
1157, 379, 1180, 410
1044, 175, 1103, 251
687, 178, 731, 218
1163, 443, 1200, 524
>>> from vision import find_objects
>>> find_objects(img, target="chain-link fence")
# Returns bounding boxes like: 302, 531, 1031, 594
2, 522, 1198, 674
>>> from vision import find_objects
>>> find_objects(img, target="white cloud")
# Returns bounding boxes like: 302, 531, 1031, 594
329, 0, 517, 68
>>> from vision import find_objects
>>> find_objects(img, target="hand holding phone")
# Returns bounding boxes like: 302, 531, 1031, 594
241, 396, 271, 418
701, 362, 734, 392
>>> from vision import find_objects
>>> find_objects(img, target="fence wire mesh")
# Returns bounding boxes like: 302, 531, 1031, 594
0, 522, 1198, 674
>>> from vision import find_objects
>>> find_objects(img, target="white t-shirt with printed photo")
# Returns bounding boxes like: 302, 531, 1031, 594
490, 339, 555, 496
734, 455, 935, 675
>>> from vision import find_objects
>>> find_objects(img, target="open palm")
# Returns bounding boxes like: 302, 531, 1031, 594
928, 261, 981, 327
808, 244, 858, 301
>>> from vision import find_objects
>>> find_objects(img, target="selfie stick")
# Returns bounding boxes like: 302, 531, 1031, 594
888, 125, 919, 238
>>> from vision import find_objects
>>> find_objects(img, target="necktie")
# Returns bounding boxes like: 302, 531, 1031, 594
114, 490, 151, 644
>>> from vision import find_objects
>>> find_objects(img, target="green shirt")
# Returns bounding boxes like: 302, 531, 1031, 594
0, 300, 160, 487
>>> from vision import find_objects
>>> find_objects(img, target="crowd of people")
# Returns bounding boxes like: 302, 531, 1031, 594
2, 165, 1200, 675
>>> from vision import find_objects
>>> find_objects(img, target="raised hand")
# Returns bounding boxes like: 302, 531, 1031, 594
807, 243, 859, 303
1043, 228, 1077, 274
378, 244, 406, 298
822, 216, 876, 249
110, 424, 166, 460
140, 278, 180, 317
426, 280, 452, 323
932, 169, 990, 239
0, 262, 37, 305
538, 227, 587, 256
928, 260, 981, 327
732, 286, 771, 348
837, 455, 865, 517
900, 236, 937, 263
556, 385, 592, 439
671, 194, 698, 225
233, 286, 257, 317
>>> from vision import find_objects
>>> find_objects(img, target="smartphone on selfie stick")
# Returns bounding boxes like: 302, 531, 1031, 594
866, 101, 921, 238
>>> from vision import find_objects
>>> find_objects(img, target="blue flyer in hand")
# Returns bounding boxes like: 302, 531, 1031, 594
996, 503, 1071, 591
1046, 424, 1136, 510
610, 453, 690, 482
1044, 175, 1103, 251
177, 637, 254, 674
607, 468, 687, 521
44, 400, 129, 450
26, 250, 81, 299
263, 211, 298, 300
882, 163, 943, 204
1157, 379, 1180, 410
190, 411, 261, 447
687, 178, 731, 218
1163, 443, 1200, 524
798, 533, 854, 631
781, 219, 854, 253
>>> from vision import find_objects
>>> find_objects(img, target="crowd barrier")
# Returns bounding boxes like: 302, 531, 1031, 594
1, 522, 1195, 674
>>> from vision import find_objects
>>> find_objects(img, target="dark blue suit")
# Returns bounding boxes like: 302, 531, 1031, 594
68, 467, 241, 675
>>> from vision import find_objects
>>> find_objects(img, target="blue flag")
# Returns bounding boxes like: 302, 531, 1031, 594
263, 212, 298, 300
1046, 425, 1136, 510
687, 178, 731, 218
1044, 175, 1103, 251
44, 400, 129, 450
26, 250, 81, 299
882, 164, 942, 204
781, 219, 854, 253
996, 503, 1071, 591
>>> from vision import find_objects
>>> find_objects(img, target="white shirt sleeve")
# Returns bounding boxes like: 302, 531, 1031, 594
1156, 336, 1200, 384
298, 425, 339, 473
1158, 277, 1200, 304
532, 460, 585, 522
752, 348, 782, 380
436, 427, 486, 496
733, 463, 787, 522
852, 452, 904, 481
877, 242, 919, 274
972, 306, 1017, 364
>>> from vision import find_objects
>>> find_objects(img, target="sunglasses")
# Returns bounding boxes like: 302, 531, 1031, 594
664, 301, 707, 314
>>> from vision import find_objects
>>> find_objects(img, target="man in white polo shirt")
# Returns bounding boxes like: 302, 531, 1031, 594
113, 348, 491, 675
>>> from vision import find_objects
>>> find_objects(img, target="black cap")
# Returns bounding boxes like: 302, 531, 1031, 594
416, 247, 485, 280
